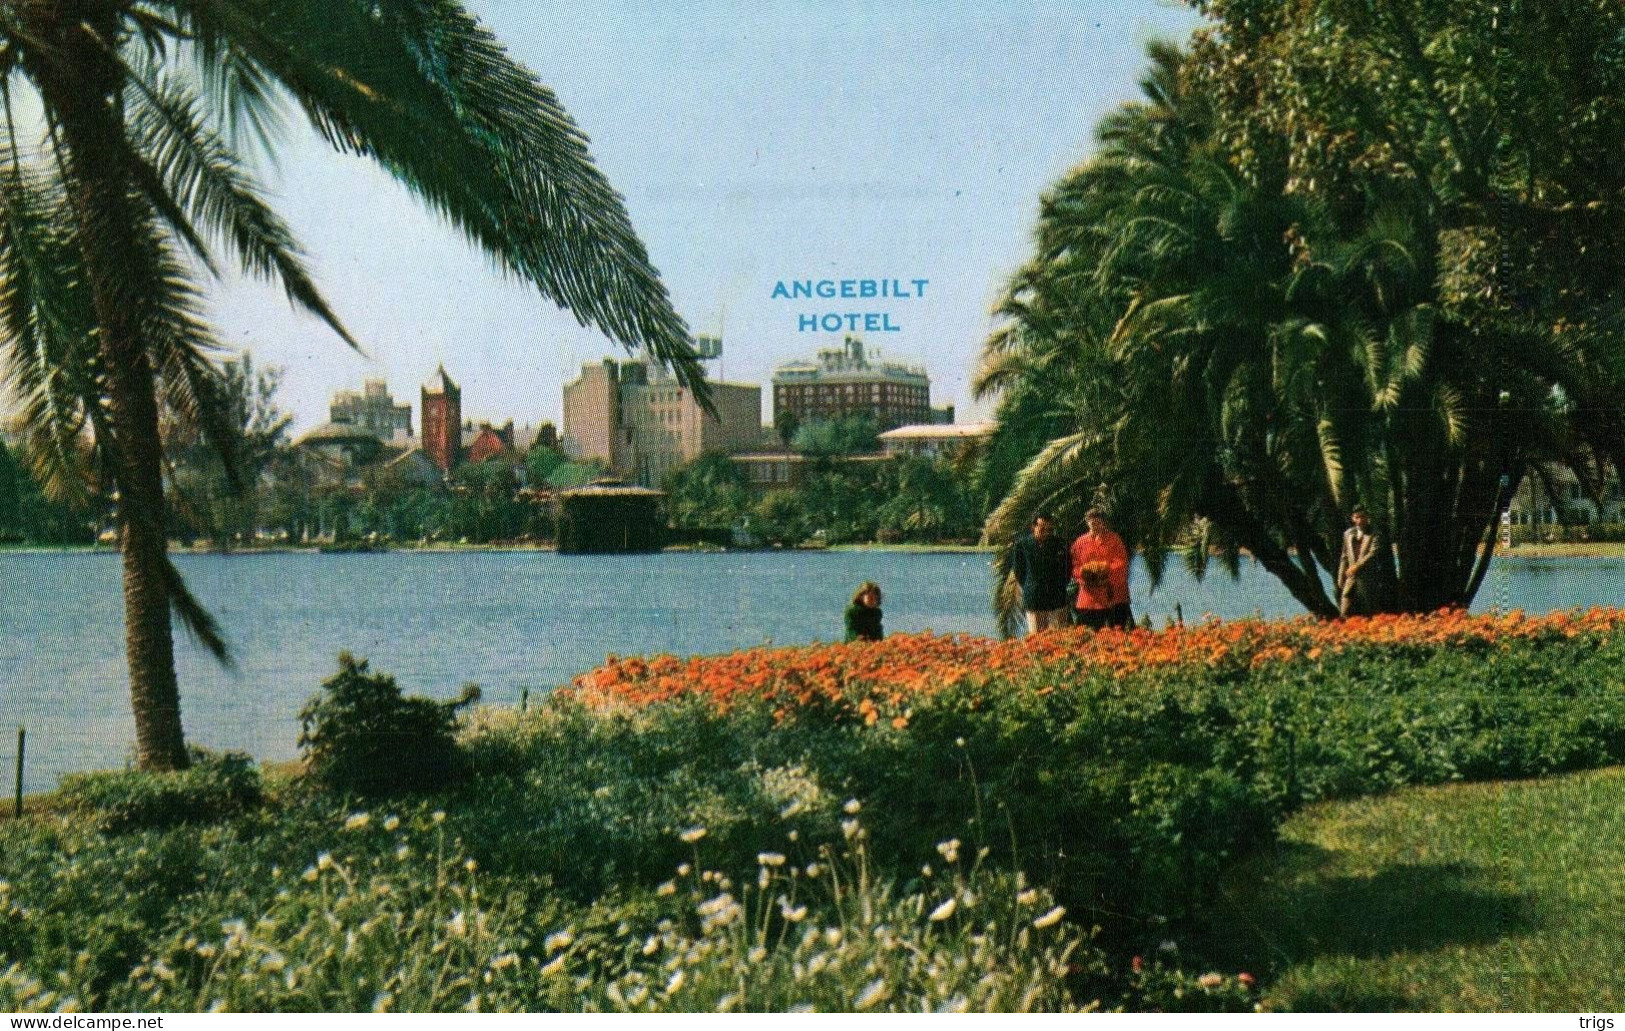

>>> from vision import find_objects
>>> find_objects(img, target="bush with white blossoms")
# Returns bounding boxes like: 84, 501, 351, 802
25, 811, 1105, 1013
534, 816, 1098, 1013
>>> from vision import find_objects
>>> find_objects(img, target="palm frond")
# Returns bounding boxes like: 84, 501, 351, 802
0, 154, 102, 503
124, 74, 359, 349
167, 0, 705, 397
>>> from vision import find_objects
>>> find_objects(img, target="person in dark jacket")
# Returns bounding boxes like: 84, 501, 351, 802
1011, 512, 1071, 635
1336, 507, 1395, 616
845, 581, 884, 642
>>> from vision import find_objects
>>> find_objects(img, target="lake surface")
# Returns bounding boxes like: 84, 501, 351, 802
3, 549, 1621, 792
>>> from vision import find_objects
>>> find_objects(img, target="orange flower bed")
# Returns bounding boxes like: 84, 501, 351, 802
565, 608, 1625, 724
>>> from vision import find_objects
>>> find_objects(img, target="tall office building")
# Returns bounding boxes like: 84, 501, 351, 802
562, 358, 765, 486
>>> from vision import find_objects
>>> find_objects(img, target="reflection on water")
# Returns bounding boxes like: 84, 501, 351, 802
1, 550, 1619, 791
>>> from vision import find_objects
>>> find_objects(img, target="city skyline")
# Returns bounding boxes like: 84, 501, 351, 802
185, 1, 1201, 434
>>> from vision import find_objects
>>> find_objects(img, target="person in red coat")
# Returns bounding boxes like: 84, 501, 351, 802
1070, 508, 1133, 630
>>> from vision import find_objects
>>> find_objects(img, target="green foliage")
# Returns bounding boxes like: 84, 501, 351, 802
298, 654, 480, 796
874, 456, 981, 544
547, 460, 609, 490
524, 445, 566, 487
0, 439, 96, 546
56, 750, 263, 835
664, 452, 751, 530
791, 414, 880, 457
165, 353, 291, 548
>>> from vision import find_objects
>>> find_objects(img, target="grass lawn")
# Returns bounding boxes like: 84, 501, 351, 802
1195, 766, 1625, 1011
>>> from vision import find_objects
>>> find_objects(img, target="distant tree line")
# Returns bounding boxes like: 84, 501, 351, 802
0, 438, 99, 545
664, 445, 991, 547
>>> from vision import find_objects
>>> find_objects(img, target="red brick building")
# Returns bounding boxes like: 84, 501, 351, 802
466, 421, 516, 464
421, 366, 462, 472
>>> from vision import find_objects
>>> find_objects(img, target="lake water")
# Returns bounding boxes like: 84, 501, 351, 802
3, 549, 1621, 792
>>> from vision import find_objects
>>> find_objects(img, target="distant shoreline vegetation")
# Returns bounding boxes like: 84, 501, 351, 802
5, 541, 1625, 559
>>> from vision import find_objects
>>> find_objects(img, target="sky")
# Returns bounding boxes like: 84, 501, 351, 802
195, 1, 1205, 434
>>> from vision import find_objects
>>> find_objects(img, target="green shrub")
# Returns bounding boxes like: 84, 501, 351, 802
299, 653, 480, 796
56, 749, 262, 834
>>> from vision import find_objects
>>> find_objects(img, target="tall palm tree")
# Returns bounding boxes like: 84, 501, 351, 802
0, 0, 704, 770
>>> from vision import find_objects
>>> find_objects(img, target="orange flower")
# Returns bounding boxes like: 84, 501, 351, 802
565, 608, 1625, 725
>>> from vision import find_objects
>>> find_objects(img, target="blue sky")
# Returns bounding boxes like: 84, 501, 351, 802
205, 1, 1204, 433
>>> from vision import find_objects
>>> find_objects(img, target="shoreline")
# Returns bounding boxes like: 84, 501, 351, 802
3, 542, 1620, 559
0, 542, 999, 557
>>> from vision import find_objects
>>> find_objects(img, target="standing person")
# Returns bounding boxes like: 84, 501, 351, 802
1336, 507, 1393, 617
1011, 512, 1072, 635
845, 581, 884, 642
1071, 508, 1133, 630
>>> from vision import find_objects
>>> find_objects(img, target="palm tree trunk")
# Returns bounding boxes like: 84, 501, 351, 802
35, 19, 190, 771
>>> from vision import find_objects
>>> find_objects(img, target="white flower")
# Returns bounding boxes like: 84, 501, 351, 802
490, 953, 519, 971
302, 866, 319, 882
464, 858, 478, 873
544, 931, 574, 953
805, 863, 822, 878
748, 945, 768, 964
656, 881, 677, 896
935, 839, 961, 863
384, 815, 400, 832
842, 798, 862, 815
316, 852, 335, 871
446, 911, 468, 937
343, 812, 370, 831
1197, 972, 1224, 989
1017, 889, 1040, 906
643, 935, 661, 955
676, 863, 692, 877
921, 864, 933, 877
841, 819, 860, 839
928, 898, 957, 922
539, 954, 566, 976
665, 970, 686, 996
432, 810, 447, 824
781, 903, 808, 923
853, 977, 889, 1011
757, 852, 786, 867
1032, 906, 1066, 929
679, 826, 707, 844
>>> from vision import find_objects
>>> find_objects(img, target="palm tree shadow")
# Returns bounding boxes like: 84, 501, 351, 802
1197, 840, 1536, 976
